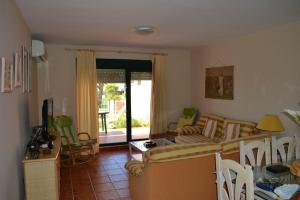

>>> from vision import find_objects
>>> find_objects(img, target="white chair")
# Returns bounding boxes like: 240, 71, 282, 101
240, 138, 271, 167
271, 135, 299, 164
215, 153, 254, 200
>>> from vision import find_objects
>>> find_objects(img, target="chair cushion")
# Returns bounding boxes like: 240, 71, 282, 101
175, 108, 197, 129
202, 119, 217, 139
54, 116, 81, 146
224, 123, 240, 141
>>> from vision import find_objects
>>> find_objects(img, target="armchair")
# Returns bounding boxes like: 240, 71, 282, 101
54, 115, 97, 165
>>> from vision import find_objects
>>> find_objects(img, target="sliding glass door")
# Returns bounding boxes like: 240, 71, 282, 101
97, 69, 127, 144
131, 72, 151, 140
96, 59, 152, 145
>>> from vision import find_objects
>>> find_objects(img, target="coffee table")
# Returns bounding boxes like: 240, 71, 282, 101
129, 138, 174, 160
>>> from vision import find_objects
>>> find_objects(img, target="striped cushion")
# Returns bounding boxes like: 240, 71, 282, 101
223, 119, 258, 137
175, 134, 216, 144
224, 123, 240, 141
176, 126, 202, 135
144, 143, 221, 163
221, 133, 270, 154
202, 119, 217, 138
124, 160, 144, 176
195, 113, 225, 139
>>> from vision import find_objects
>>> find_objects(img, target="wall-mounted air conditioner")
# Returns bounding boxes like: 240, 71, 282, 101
32, 40, 47, 62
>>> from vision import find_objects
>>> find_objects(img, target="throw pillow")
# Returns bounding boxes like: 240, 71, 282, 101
202, 119, 218, 138
224, 123, 240, 141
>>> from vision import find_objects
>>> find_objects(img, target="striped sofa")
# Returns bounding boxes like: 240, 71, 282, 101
125, 133, 270, 200
175, 113, 259, 144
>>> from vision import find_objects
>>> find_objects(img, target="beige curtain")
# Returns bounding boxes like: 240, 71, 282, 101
150, 55, 167, 135
76, 50, 99, 153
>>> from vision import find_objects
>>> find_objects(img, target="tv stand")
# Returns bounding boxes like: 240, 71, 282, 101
23, 132, 61, 200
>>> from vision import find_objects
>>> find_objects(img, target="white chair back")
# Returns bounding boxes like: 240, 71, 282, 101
271, 135, 298, 164
215, 153, 254, 200
240, 138, 271, 167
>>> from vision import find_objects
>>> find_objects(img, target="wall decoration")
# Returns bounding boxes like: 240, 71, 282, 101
26, 51, 31, 92
13, 52, 21, 87
22, 46, 27, 93
0, 57, 13, 93
205, 65, 234, 100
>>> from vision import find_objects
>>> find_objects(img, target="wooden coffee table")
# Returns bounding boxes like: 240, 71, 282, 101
129, 138, 174, 160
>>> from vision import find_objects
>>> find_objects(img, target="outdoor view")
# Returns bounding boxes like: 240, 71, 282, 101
97, 69, 151, 144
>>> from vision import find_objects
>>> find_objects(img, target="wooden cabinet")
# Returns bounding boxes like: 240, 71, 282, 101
23, 134, 61, 200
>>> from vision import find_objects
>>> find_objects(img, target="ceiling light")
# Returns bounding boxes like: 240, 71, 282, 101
135, 26, 155, 35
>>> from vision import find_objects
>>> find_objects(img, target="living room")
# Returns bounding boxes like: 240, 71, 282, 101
0, 0, 300, 200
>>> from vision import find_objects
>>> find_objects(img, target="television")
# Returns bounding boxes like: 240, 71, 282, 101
42, 98, 54, 142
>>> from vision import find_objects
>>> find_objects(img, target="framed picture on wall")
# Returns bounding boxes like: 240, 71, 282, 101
26, 51, 31, 92
205, 65, 234, 100
22, 46, 27, 93
0, 57, 13, 93
13, 52, 21, 88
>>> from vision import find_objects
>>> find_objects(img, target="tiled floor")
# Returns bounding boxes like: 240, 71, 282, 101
60, 147, 132, 200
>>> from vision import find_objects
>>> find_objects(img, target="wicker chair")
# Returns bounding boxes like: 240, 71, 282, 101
54, 115, 97, 166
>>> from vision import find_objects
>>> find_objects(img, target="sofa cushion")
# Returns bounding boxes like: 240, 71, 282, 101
176, 125, 202, 135
223, 119, 258, 138
124, 160, 144, 176
195, 113, 225, 139
175, 134, 216, 144
202, 119, 218, 138
221, 133, 271, 154
143, 143, 221, 163
224, 123, 240, 141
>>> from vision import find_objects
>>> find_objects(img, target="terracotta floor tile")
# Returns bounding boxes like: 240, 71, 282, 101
61, 148, 131, 200
97, 190, 120, 200
91, 176, 111, 184
112, 180, 128, 189
109, 174, 128, 182
93, 182, 115, 192
103, 164, 121, 170
117, 188, 130, 198
105, 169, 124, 176
73, 186, 94, 195
119, 198, 131, 200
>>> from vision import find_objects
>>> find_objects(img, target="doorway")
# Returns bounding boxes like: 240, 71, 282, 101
96, 59, 152, 145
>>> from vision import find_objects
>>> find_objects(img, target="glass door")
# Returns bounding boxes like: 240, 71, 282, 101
96, 59, 152, 145
97, 69, 127, 144
130, 72, 152, 140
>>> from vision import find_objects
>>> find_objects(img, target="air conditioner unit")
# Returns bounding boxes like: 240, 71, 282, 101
32, 40, 47, 62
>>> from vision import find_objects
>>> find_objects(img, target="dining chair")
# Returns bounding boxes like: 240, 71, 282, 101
271, 135, 299, 164
240, 138, 271, 167
215, 153, 254, 200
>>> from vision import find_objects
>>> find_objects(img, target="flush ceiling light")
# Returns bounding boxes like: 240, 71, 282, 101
135, 26, 155, 35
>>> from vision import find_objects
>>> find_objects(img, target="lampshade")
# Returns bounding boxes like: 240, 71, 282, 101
256, 114, 285, 132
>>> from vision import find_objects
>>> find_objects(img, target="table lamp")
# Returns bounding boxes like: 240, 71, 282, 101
256, 114, 285, 133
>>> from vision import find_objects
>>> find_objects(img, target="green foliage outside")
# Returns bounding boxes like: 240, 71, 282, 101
104, 84, 124, 101
113, 113, 148, 128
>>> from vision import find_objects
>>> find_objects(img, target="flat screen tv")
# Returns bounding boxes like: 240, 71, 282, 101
42, 98, 53, 142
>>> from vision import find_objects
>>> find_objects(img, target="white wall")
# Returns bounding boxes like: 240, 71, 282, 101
38, 44, 191, 125
191, 21, 300, 136
0, 0, 34, 199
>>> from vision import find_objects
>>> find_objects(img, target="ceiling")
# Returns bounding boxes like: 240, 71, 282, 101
15, 0, 300, 49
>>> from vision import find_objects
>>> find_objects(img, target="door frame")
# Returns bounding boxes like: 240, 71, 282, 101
97, 59, 152, 146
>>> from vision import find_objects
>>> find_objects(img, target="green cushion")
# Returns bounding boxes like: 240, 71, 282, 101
54, 116, 81, 146
176, 108, 197, 129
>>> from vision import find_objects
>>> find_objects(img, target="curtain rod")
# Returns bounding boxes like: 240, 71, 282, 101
64, 48, 168, 56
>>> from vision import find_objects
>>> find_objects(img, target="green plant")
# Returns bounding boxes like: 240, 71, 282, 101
113, 113, 148, 128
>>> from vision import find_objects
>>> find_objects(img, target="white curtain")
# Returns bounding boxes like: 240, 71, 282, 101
76, 50, 99, 153
150, 55, 168, 135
